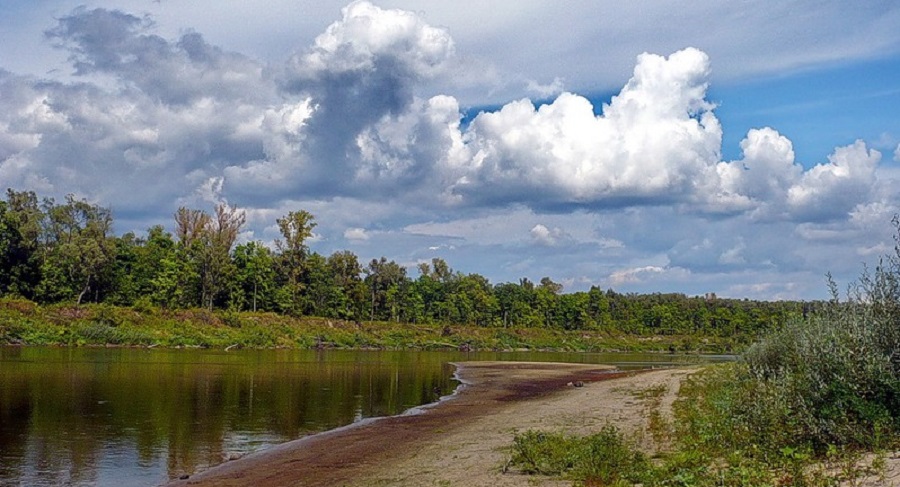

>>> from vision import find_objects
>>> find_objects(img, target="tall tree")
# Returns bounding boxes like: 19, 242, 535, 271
37, 195, 116, 304
327, 250, 366, 320
364, 257, 407, 321
173, 204, 245, 309
275, 210, 316, 315
233, 241, 276, 312
202, 204, 245, 309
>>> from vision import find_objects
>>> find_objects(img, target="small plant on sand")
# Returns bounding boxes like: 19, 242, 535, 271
507, 425, 648, 485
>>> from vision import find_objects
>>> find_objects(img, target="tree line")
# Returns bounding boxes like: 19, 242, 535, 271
0, 189, 810, 336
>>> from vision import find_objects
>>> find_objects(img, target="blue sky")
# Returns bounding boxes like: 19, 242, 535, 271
710, 56, 900, 164
1, 1, 899, 300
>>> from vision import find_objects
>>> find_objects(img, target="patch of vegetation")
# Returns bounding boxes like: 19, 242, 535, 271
0, 299, 744, 352
506, 218, 900, 485
507, 426, 649, 486
2, 189, 806, 346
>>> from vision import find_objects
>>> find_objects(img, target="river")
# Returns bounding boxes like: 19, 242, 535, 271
0, 346, 723, 486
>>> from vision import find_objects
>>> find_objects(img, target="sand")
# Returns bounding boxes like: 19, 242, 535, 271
164, 361, 692, 487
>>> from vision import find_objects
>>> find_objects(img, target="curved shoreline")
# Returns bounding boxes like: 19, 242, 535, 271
163, 361, 631, 486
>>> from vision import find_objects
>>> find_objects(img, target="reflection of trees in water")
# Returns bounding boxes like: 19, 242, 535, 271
0, 348, 456, 486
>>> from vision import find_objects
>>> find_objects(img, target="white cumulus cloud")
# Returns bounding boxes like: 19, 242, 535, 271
530, 224, 570, 246
290, 1, 454, 80
786, 140, 880, 221
448, 48, 722, 207
343, 227, 370, 241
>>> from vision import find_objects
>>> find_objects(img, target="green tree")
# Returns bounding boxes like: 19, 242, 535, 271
37, 195, 116, 304
534, 277, 562, 327
105, 231, 142, 305
364, 257, 407, 321
326, 250, 366, 320
301, 253, 331, 316
174, 204, 245, 309
233, 241, 276, 312
275, 210, 316, 315
449, 273, 498, 326
0, 189, 43, 299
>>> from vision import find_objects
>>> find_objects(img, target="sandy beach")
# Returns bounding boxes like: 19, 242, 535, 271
163, 361, 693, 487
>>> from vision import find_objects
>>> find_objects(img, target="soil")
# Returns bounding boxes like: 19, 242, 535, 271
164, 361, 692, 487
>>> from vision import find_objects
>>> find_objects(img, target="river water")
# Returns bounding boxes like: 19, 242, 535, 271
0, 346, 724, 486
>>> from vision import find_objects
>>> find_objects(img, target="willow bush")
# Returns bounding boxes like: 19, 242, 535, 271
680, 217, 900, 457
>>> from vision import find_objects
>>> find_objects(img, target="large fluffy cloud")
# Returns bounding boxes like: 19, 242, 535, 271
224, 1, 457, 200
2, 2, 885, 222
710, 129, 880, 221
447, 48, 722, 207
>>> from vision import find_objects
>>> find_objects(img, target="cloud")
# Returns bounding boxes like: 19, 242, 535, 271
20, 4, 882, 227
894, 143, 900, 162
525, 77, 565, 98
609, 265, 665, 285
288, 1, 454, 81
530, 224, 570, 247
46, 7, 272, 106
786, 140, 880, 221
343, 227, 370, 241
710, 128, 801, 212
448, 48, 722, 208
224, 1, 456, 201
708, 130, 881, 222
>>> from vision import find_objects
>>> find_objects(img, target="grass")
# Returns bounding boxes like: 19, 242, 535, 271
507, 221, 900, 485
508, 307, 900, 485
0, 298, 741, 353
506, 426, 649, 486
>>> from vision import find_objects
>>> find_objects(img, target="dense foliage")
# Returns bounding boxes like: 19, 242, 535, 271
681, 221, 900, 458
1, 189, 807, 344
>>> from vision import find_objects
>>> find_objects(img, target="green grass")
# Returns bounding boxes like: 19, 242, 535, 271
0, 298, 742, 353
506, 270, 900, 485
506, 426, 649, 486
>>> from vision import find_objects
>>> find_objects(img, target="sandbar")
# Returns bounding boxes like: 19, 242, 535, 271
164, 361, 693, 487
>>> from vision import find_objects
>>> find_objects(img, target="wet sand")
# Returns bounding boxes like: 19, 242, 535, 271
164, 361, 687, 487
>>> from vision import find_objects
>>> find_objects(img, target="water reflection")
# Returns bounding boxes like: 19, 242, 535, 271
0, 347, 727, 486
0, 348, 457, 486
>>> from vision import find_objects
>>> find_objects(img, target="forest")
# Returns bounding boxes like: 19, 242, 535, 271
0, 189, 811, 339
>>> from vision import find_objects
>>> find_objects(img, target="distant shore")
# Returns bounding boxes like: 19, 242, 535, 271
0, 299, 759, 354
164, 361, 693, 487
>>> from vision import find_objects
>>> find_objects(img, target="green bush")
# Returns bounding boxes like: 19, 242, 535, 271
508, 426, 648, 485
509, 218, 900, 485
738, 270, 900, 450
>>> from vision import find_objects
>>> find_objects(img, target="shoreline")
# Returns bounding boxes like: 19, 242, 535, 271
164, 361, 686, 487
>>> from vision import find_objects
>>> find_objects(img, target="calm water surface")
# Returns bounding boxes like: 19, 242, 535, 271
0, 347, 723, 486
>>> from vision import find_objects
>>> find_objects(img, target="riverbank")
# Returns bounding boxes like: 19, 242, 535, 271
163, 361, 690, 487
0, 299, 743, 353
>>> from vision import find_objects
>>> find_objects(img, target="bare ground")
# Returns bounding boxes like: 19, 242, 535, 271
164, 362, 691, 487
162, 361, 900, 486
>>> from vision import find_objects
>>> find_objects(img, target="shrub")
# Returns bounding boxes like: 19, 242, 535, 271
738, 230, 900, 451
675, 217, 900, 458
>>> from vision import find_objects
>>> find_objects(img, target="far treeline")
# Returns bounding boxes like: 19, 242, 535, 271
0, 189, 813, 340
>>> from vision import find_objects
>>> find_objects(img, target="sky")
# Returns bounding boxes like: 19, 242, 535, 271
1, 0, 899, 300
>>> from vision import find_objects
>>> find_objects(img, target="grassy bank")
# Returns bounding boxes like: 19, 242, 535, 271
0, 298, 740, 353
507, 280, 900, 484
